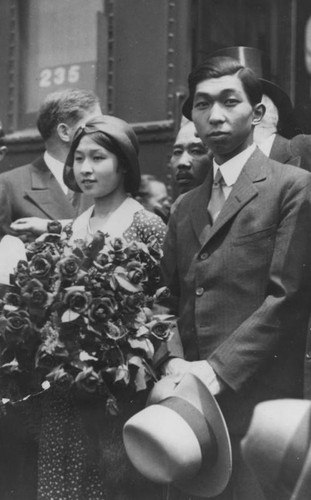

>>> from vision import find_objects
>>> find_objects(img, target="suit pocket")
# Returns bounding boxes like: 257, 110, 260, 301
232, 224, 277, 246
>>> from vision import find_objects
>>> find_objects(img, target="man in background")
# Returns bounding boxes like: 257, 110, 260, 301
136, 174, 171, 223
170, 119, 212, 197
0, 88, 101, 240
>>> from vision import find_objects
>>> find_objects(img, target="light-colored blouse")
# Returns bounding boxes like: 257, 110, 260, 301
71, 197, 167, 245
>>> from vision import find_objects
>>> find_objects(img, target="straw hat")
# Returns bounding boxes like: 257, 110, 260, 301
123, 373, 232, 498
241, 399, 311, 500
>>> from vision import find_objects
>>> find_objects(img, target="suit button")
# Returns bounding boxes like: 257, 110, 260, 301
306, 353, 311, 360
196, 287, 204, 296
200, 252, 209, 260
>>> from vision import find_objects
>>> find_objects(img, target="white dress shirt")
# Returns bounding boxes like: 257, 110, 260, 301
44, 151, 68, 194
212, 143, 256, 199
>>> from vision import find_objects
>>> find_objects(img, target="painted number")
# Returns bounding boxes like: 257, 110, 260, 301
68, 65, 80, 83
39, 65, 81, 88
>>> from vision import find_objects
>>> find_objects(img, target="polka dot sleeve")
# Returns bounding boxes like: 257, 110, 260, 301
123, 209, 167, 247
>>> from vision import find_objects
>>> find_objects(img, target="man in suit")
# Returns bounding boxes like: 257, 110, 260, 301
0, 88, 101, 240
160, 55, 311, 499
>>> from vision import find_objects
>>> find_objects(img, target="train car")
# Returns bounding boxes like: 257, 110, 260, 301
0, 0, 310, 197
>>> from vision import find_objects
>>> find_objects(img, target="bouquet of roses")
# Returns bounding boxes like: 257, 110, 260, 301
0, 223, 172, 414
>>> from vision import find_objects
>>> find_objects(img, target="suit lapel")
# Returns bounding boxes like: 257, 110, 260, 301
196, 148, 268, 247
25, 157, 75, 219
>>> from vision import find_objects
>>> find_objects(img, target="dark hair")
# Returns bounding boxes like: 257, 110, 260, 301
183, 56, 263, 120
76, 130, 132, 192
63, 115, 141, 196
36, 88, 100, 141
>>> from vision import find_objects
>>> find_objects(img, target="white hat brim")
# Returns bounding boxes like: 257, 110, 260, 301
171, 373, 232, 497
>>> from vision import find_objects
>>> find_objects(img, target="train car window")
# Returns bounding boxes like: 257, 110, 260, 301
19, 0, 104, 128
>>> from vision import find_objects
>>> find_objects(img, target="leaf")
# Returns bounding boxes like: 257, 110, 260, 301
114, 274, 141, 293
128, 338, 154, 359
128, 355, 144, 368
134, 364, 148, 391
135, 325, 149, 337
115, 364, 130, 385
61, 309, 81, 323
79, 351, 97, 362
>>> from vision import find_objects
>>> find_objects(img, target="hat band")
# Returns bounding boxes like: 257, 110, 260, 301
161, 396, 218, 470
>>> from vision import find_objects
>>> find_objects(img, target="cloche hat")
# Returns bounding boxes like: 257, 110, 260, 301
123, 373, 232, 498
242, 399, 311, 500
63, 115, 141, 195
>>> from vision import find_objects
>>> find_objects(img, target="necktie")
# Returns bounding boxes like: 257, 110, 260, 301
208, 169, 226, 224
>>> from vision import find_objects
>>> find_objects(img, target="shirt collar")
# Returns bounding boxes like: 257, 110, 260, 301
44, 151, 68, 194
257, 133, 276, 157
213, 143, 256, 187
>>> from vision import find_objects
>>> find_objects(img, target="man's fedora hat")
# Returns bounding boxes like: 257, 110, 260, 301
123, 373, 232, 498
242, 399, 311, 500
182, 46, 296, 138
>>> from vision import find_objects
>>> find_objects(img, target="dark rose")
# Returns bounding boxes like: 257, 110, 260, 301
22, 279, 50, 308
26, 241, 50, 260
108, 238, 126, 263
75, 367, 100, 394
47, 367, 74, 392
126, 261, 146, 285
47, 220, 62, 234
84, 231, 106, 261
147, 236, 163, 261
58, 255, 81, 280
109, 237, 124, 252
149, 320, 172, 341
29, 252, 54, 279
14, 272, 30, 288
4, 292, 22, 309
124, 241, 146, 259
122, 292, 145, 313
105, 395, 120, 416
17, 260, 29, 273
64, 287, 92, 314
4, 310, 32, 344
154, 286, 171, 301
36, 350, 57, 372
93, 250, 110, 271
88, 297, 115, 324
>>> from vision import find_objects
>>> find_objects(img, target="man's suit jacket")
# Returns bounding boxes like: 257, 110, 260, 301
0, 156, 92, 239
269, 133, 311, 172
162, 148, 311, 434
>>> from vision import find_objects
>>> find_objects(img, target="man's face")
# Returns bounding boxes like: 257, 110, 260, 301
170, 122, 211, 194
192, 74, 262, 164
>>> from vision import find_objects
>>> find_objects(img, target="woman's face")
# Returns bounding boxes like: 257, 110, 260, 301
73, 135, 125, 199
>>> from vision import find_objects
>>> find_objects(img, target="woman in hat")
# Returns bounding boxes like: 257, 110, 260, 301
63, 115, 166, 243
0, 116, 167, 500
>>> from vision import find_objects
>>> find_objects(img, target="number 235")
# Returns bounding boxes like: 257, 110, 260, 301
39, 65, 80, 87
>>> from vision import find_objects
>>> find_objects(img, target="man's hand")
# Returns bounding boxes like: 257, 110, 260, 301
162, 358, 225, 395
10, 217, 50, 236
